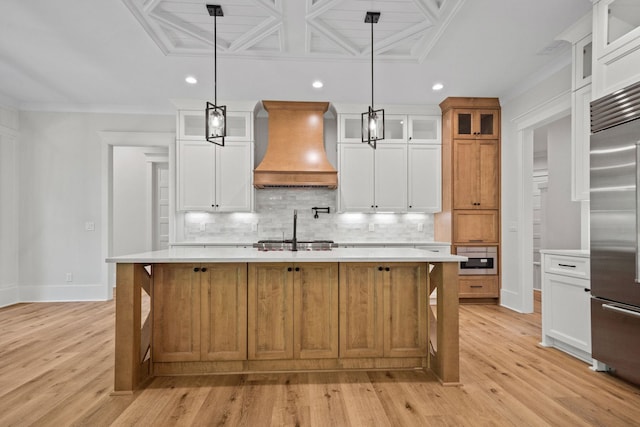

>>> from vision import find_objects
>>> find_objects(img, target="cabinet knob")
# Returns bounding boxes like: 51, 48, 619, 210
371, 205, 374, 208
201, 267, 207, 272
409, 205, 412, 208
193, 267, 200, 272
287, 267, 293, 272
584, 288, 591, 292
375, 205, 378, 208
385, 267, 390, 272
378, 266, 384, 271
295, 267, 300, 272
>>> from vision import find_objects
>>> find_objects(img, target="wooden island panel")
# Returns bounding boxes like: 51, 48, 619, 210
113, 256, 460, 392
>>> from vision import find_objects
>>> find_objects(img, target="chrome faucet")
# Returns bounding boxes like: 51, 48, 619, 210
292, 209, 298, 251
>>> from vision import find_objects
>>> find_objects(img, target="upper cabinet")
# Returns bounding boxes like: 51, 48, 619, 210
592, 0, 640, 99
178, 110, 253, 142
452, 109, 499, 140
178, 140, 253, 212
453, 139, 499, 210
408, 115, 441, 144
575, 35, 593, 90
338, 114, 407, 143
337, 112, 442, 213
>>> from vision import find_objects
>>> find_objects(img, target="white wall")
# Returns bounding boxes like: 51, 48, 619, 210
543, 116, 581, 249
0, 106, 19, 306
501, 65, 573, 312
113, 147, 150, 257
17, 111, 173, 302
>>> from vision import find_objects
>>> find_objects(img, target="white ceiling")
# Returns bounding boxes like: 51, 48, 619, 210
0, 0, 592, 114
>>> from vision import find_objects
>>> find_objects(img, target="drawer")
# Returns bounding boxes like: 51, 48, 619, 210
453, 210, 499, 243
544, 254, 590, 280
459, 276, 499, 298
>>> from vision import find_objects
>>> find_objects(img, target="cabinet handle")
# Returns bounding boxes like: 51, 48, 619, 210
469, 239, 484, 243
584, 288, 591, 292
201, 267, 207, 272
558, 263, 576, 268
470, 285, 483, 288
287, 267, 293, 272
193, 267, 200, 272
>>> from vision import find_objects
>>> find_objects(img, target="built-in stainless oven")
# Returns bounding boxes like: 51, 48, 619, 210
457, 246, 498, 275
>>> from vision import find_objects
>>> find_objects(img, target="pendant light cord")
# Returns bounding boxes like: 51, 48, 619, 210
370, 17, 374, 111
214, 13, 218, 106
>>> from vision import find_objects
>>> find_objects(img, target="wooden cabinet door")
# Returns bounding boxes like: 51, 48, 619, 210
453, 140, 499, 209
478, 140, 499, 209
453, 140, 478, 209
201, 263, 247, 361
453, 210, 499, 243
294, 263, 339, 359
248, 263, 294, 360
384, 263, 428, 357
152, 263, 201, 362
452, 109, 499, 139
339, 263, 384, 358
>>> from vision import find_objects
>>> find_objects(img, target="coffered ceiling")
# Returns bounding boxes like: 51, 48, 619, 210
0, 0, 592, 113
123, 0, 461, 62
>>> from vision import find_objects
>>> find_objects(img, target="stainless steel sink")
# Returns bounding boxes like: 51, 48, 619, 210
254, 240, 336, 251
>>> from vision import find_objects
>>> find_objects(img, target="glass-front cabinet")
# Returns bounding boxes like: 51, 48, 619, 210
452, 109, 499, 139
339, 114, 406, 143
408, 115, 441, 144
178, 110, 253, 141
606, 0, 640, 46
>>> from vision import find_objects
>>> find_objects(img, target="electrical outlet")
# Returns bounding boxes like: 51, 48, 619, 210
417, 223, 424, 232
85, 221, 95, 231
200, 223, 206, 231
66, 273, 73, 282
251, 223, 258, 232
368, 223, 375, 232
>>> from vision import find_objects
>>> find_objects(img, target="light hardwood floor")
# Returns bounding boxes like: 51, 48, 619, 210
1, 298, 639, 426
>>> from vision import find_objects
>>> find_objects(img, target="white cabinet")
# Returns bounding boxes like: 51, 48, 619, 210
408, 115, 441, 144
408, 144, 441, 212
571, 85, 591, 201
338, 114, 407, 143
338, 113, 439, 144
178, 110, 253, 141
541, 251, 591, 363
339, 144, 407, 212
178, 140, 253, 212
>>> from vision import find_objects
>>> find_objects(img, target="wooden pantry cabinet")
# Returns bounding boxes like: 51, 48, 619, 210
436, 97, 501, 302
152, 263, 247, 362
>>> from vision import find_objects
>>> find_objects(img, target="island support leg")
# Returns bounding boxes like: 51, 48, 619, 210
113, 263, 151, 394
428, 262, 460, 385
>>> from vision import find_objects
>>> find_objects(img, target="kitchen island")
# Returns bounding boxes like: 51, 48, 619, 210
107, 247, 465, 393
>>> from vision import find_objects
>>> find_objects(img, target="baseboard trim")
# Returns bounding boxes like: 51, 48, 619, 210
19, 284, 110, 302
0, 285, 19, 308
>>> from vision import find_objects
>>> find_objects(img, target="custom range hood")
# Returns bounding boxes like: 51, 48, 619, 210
254, 100, 338, 188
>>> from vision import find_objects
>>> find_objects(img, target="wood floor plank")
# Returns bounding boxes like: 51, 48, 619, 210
1, 300, 639, 426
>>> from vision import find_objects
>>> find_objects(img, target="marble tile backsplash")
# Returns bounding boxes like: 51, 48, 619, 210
182, 188, 434, 243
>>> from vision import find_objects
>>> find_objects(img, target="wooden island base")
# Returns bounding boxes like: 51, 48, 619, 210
112, 254, 461, 393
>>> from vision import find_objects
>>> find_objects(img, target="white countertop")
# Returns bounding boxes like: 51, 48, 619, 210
106, 247, 466, 263
169, 241, 451, 247
539, 249, 590, 258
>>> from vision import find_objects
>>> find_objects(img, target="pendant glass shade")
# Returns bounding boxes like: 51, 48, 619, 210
206, 102, 226, 144
362, 107, 384, 148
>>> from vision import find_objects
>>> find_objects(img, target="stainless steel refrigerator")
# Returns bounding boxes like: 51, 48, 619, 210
590, 80, 640, 386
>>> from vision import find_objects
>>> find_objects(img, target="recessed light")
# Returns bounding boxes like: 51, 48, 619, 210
185, 76, 198, 85
312, 80, 323, 89
432, 82, 444, 91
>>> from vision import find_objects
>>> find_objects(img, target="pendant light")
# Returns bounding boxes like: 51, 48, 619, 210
362, 11, 384, 149
205, 4, 226, 146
